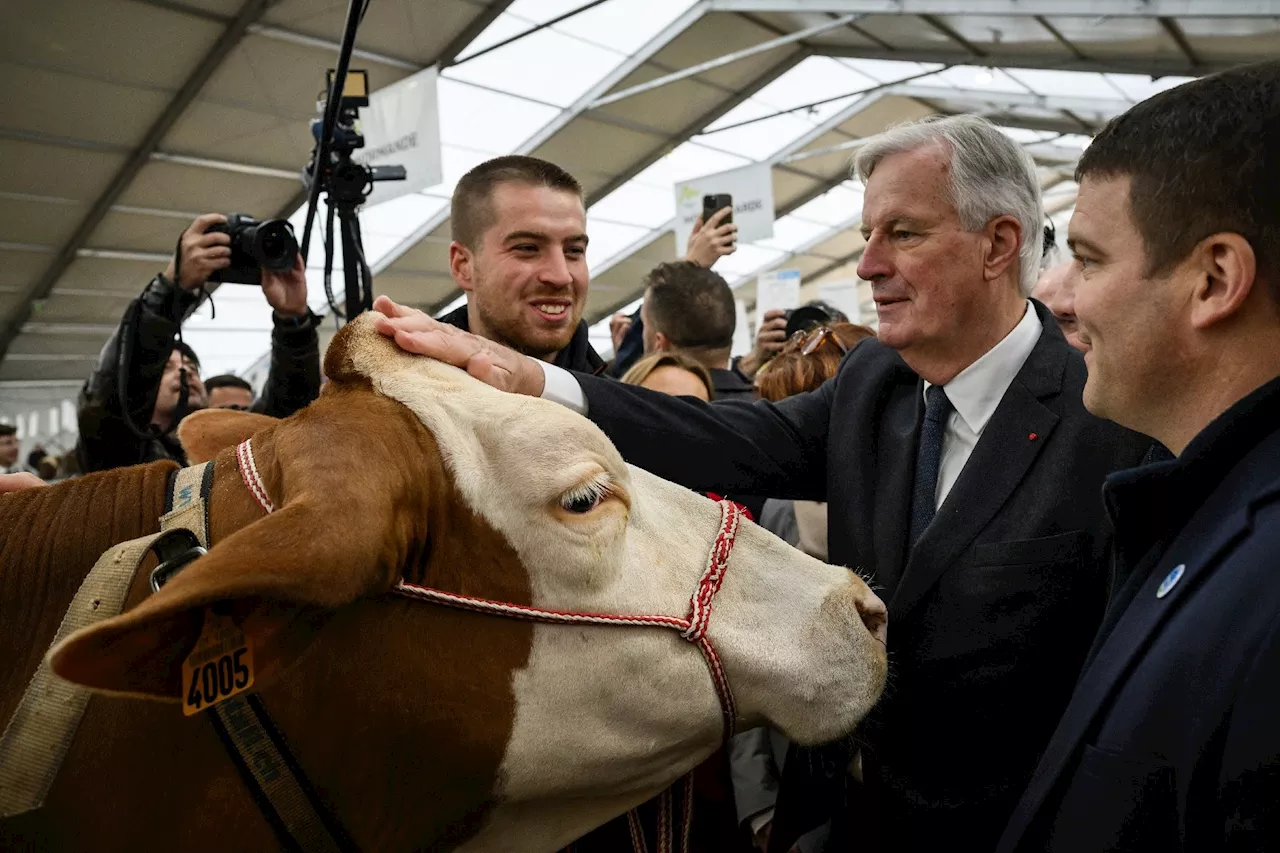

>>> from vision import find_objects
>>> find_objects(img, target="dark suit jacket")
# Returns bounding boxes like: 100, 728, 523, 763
997, 375, 1280, 853
710, 366, 757, 402
575, 301, 1151, 852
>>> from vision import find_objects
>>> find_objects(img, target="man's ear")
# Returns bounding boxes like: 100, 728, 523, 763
1188, 232, 1258, 330
178, 408, 278, 464
50, 389, 436, 701
450, 240, 475, 292
653, 332, 672, 353
982, 215, 1024, 283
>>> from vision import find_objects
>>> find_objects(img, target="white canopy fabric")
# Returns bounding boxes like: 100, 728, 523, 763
3, 0, 1279, 385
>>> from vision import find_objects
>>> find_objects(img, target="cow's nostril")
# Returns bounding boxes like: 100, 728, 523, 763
859, 592, 888, 646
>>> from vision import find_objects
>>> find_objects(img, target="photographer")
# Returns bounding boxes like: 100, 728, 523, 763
76, 213, 321, 473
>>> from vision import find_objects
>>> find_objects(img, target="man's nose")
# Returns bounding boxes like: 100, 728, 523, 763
540, 252, 575, 287
856, 233, 891, 282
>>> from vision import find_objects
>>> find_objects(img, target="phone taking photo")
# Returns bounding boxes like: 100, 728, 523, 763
702, 193, 733, 226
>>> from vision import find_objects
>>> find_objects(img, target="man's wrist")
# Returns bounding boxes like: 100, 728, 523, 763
273, 308, 318, 329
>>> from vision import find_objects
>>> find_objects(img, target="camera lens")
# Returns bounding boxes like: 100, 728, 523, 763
253, 220, 298, 271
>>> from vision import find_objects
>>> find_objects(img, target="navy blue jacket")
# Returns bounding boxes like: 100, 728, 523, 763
998, 375, 1280, 852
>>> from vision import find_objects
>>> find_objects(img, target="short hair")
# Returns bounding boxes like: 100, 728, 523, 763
620, 351, 715, 399
451, 155, 583, 249
756, 323, 876, 403
0, 423, 15, 438
854, 114, 1045, 295
173, 340, 200, 369
643, 262, 736, 352
1077, 60, 1280, 306
204, 374, 253, 394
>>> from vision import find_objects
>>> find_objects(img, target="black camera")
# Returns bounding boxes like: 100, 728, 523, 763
205, 214, 299, 285
784, 301, 849, 339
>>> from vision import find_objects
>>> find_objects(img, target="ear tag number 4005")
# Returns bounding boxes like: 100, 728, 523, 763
181, 609, 255, 716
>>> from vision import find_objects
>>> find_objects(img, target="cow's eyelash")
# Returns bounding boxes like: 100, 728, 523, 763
560, 476, 613, 513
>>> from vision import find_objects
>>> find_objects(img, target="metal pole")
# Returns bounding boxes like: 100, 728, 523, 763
299, 0, 366, 267
589, 14, 865, 109
452, 0, 613, 66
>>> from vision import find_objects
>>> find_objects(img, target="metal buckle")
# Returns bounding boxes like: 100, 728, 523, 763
149, 529, 207, 592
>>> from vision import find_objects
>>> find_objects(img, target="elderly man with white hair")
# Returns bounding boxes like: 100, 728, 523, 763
371, 115, 1153, 852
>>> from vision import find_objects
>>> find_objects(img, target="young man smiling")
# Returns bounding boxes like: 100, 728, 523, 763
438, 156, 604, 374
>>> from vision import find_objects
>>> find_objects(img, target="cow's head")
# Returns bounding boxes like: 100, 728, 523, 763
50, 315, 886, 851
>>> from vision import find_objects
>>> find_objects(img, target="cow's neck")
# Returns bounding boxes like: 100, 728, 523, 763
0, 460, 175, 724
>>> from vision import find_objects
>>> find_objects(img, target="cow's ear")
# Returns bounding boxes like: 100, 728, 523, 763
178, 408, 278, 464
50, 388, 436, 702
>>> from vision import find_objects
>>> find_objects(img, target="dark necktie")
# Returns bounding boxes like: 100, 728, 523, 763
909, 384, 953, 547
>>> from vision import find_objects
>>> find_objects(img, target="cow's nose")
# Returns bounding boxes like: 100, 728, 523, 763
859, 590, 888, 646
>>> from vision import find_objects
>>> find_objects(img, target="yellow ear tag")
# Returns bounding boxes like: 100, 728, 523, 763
181, 609, 255, 716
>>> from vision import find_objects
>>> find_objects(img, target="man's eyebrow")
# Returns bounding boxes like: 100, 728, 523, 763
860, 215, 926, 238
503, 231, 589, 245
503, 230, 550, 243
1067, 235, 1106, 257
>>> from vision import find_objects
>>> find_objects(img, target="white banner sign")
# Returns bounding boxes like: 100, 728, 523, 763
732, 298, 751, 357
356, 67, 443, 207
755, 269, 801, 334
673, 163, 775, 254
817, 279, 862, 325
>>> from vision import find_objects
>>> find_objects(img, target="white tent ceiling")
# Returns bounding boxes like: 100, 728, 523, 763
2, 0, 1279, 385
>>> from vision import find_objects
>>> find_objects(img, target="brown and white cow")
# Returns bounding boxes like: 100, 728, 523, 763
0, 316, 887, 852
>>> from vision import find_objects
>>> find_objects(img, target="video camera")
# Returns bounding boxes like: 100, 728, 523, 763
305, 69, 406, 205
205, 213, 299, 285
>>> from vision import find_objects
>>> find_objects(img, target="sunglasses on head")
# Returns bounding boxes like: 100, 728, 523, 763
791, 326, 848, 357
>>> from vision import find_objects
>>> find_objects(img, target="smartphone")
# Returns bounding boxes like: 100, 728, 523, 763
702, 193, 733, 226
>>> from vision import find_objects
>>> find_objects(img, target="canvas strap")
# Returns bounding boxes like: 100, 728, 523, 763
0, 462, 210, 817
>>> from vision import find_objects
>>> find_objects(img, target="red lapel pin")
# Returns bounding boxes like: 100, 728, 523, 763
1028, 432, 1038, 441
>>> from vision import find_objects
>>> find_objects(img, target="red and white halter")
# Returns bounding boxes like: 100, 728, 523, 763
235, 438, 744, 738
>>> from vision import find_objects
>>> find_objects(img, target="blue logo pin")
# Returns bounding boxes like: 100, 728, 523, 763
1156, 564, 1185, 599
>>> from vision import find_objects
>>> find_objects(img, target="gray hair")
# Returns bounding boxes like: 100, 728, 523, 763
853, 115, 1045, 295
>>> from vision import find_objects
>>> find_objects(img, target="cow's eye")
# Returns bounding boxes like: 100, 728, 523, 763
560, 478, 611, 514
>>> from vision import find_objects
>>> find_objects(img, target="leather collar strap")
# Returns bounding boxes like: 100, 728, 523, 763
157, 459, 355, 853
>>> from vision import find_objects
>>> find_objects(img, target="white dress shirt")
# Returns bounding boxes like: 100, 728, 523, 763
535, 301, 1043, 511
925, 300, 1042, 509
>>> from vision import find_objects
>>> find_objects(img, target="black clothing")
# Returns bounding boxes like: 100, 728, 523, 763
709, 366, 756, 402
76, 276, 321, 473
998, 375, 1280, 853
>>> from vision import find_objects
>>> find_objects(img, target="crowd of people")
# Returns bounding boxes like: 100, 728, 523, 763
2, 56, 1278, 852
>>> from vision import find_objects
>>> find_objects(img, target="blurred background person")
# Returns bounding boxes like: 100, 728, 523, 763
0, 424, 21, 475
735, 300, 850, 382
640, 261, 753, 401
1032, 261, 1087, 353
621, 351, 714, 400
204, 374, 256, 410
609, 206, 738, 377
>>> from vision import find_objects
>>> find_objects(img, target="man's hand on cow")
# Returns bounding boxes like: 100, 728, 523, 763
684, 206, 737, 269
372, 296, 547, 397
0, 472, 47, 494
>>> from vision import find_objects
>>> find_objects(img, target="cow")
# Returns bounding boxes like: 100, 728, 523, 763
0, 315, 888, 852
